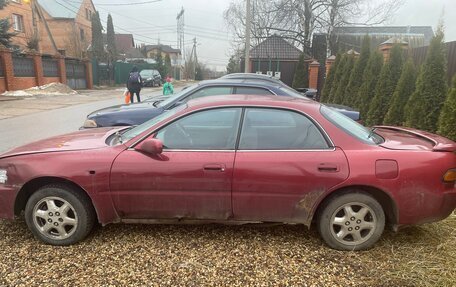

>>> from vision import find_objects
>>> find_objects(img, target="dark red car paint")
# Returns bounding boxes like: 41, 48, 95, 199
0, 95, 455, 229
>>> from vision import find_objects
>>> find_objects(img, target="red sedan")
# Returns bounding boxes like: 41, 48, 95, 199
0, 95, 455, 250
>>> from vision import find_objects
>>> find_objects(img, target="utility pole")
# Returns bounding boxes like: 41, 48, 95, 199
192, 37, 197, 80
176, 7, 185, 61
244, 0, 251, 73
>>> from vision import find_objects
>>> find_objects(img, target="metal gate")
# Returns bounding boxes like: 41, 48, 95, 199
65, 60, 87, 89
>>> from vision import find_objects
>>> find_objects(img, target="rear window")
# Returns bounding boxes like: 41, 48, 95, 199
320, 105, 383, 145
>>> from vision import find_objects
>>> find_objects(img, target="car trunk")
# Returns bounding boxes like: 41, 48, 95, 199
374, 126, 456, 152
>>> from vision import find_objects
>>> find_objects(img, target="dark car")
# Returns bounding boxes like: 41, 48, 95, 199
83, 79, 361, 128
140, 69, 162, 87
2, 95, 455, 249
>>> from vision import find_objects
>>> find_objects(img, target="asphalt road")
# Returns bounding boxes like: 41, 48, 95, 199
0, 89, 162, 154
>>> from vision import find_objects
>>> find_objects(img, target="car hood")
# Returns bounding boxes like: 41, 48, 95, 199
375, 126, 456, 152
89, 101, 158, 116
0, 127, 122, 159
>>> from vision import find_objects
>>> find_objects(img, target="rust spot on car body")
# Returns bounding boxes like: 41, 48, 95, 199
296, 188, 326, 226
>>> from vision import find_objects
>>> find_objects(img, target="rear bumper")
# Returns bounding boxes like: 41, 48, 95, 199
0, 185, 17, 220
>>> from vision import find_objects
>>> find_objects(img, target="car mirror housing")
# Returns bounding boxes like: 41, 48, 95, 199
136, 139, 163, 155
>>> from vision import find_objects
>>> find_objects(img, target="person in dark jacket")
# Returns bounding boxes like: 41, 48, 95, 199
127, 66, 142, 103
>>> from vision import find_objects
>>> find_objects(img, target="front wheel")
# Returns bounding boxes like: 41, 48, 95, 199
317, 192, 385, 251
25, 184, 96, 246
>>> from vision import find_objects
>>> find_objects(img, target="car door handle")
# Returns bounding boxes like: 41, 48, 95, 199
318, 163, 339, 172
204, 164, 226, 172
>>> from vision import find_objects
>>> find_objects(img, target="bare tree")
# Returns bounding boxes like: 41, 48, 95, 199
224, 0, 404, 55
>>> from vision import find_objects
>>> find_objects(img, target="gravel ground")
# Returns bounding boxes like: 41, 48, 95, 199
0, 214, 455, 287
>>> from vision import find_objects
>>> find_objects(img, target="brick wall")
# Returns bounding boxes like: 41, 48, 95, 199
0, 47, 92, 93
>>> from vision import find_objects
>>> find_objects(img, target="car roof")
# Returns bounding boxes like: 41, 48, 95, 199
185, 94, 320, 111
221, 73, 283, 83
197, 78, 282, 88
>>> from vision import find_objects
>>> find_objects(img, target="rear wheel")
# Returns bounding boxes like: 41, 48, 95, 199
318, 192, 385, 250
25, 184, 95, 246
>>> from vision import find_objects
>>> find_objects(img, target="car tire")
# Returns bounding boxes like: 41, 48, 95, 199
317, 192, 385, 251
25, 184, 96, 246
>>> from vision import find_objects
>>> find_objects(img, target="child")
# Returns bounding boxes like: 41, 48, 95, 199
163, 76, 174, 96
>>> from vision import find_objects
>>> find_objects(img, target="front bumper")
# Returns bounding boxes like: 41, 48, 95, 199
0, 185, 17, 220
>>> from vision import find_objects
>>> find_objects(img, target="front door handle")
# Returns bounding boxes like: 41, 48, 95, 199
318, 163, 339, 172
204, 164, 226, 172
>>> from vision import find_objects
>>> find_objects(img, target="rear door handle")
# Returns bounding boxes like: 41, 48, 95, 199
318, 163, 339, 172
204, 164, 226, 172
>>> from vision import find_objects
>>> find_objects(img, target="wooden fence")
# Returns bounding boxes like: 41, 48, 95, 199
408, 41, 456, 84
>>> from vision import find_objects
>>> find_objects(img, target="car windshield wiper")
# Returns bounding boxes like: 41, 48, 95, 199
367, 127, 377, 139
114, 131, 124, 144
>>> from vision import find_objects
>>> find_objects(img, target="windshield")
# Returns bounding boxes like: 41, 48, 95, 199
156, 84, 199, 108
140, 70, 153, 77
320, 105, 383, 145
121, 104, 187, 142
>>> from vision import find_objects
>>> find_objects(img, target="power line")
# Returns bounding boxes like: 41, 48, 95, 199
67, 0, 162, 6
96, 0, 162, 6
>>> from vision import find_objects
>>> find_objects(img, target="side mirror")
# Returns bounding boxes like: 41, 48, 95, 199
136, 138, 163, 155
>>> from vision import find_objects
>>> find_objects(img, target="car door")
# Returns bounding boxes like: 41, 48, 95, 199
232, 108, 349, 223
110, 108, 242, 220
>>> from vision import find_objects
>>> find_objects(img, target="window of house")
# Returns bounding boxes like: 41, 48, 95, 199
12, 14, 24, 32
85, 9, 92, 20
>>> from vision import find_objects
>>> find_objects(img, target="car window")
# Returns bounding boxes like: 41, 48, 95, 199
156, 108, 242, 150
157, 84, 199, 108
239, 108, 329, 150
186, 86, 233, 101
278, 86, 310, 99
235, 87, 274, 95
140, 70, 153, 77
121, 104, 188, 143
320, 105, 383, 145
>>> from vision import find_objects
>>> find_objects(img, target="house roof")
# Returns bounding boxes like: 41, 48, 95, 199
125, 47, 144, 58
144, 44, 181, 54
103, 34, 135, 54
37, 0, 84, 19
249, 35, 303, 60
334, 26, 434, 45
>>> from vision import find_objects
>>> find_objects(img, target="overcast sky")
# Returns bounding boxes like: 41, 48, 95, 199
93, 0, 456, 71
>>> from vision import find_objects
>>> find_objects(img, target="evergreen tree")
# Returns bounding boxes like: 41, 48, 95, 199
365, 44, 404, 126
154, 49, 165, 77
383, 59, 417, 126
292, 53, 309, 89
91, 11, 105, 61
405, 28, 448, 132
328, 54, 348, 103
0, 18, 14, 48
332, 54, 355, 104
320, 53, 341, 103
0, 1, 15, 48
106, 14, 117, 60
355, 51, 384, 118
164, 54, 172, 77
195, 63, 204, 80
437, 76, 456, 140
226, 55, 240, 74
343, 36, 371, 106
